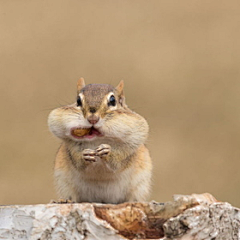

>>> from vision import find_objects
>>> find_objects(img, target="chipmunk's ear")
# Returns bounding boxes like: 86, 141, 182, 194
77, 77, 85, 94
116, 80, 126, 107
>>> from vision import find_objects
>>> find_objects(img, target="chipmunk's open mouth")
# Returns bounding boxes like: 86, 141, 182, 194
71, 127, 103, 140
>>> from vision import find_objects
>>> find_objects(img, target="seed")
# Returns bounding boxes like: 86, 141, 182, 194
72, 128, 90, 137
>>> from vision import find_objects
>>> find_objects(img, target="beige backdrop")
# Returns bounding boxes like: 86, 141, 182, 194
0, 0, 239, 207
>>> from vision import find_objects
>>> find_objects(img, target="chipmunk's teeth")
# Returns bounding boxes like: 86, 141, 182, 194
89, 127, 93, 135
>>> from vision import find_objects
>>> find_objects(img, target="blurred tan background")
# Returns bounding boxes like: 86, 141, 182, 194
0, 0, 240, 207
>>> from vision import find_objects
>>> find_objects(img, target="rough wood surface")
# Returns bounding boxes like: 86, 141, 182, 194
0, 193, 239, 240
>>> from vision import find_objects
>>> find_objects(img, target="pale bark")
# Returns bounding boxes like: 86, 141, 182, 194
0, 193, 239, 240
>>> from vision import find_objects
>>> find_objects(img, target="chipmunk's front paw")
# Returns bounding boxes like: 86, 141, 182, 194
82, 149, 97, 162
95, 144, 111, 157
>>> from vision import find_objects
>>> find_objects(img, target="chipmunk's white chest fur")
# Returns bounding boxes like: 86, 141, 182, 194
78, 171, 131, 203
57, 165, 133, 203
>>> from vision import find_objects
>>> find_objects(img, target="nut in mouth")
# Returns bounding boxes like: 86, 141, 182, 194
71, 127, 102, 139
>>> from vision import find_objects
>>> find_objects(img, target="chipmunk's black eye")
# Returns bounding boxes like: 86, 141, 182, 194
77, 96, 82, 107
108, 95, 116, 107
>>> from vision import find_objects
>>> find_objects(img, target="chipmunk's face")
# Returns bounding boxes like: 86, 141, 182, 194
72, 83, 124, 140
48, 78, 127, 142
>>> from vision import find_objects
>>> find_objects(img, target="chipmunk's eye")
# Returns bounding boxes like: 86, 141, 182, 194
77, 96, 82, 107
108, 95, 116, 107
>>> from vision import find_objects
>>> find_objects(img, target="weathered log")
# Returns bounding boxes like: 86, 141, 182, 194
0, 193, 239, 240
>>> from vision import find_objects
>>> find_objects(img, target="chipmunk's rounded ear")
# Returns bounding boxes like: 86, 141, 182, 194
116, 80, 124, 96
77, 77, 85, 94
116, 80, 126, 107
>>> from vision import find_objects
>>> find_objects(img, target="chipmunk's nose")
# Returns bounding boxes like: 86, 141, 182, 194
87, 114, 100, 125
89, 107, 96, 114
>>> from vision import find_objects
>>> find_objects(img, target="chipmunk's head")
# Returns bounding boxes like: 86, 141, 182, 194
76, 78, 126, 126
48, 78, 131, 142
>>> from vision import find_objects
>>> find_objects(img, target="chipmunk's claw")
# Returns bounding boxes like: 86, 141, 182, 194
82, 149, 97, 162
50, 198, 75, 204
95, 144, 111, 157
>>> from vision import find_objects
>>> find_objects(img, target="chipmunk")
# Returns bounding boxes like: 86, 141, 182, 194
48, 78, 152, 204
